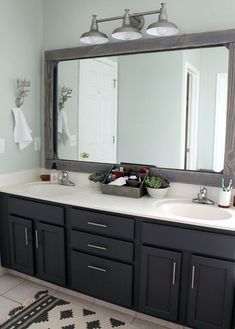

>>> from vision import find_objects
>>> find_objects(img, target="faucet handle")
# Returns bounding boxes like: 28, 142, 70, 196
61, 171, 69, 179
200, 186, 207, 196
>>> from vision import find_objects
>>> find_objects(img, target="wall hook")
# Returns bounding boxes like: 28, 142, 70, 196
15, 79, 31, 108
59, 86, 72, 111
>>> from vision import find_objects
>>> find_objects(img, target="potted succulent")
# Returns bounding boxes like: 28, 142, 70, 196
88, 171, 106, 186
145, 175, 170, 198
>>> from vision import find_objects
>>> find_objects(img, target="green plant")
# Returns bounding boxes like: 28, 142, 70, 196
88, 171, 106, 183
145, 176, 169, 189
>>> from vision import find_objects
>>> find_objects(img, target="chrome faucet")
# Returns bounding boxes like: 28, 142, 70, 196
192, 186, 215, 205
58, 171, 75, 186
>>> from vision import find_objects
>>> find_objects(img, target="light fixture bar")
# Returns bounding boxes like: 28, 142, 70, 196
80, 3, 179, 45
96, 9, 161, 24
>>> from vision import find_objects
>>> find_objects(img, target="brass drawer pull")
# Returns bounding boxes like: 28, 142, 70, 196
88, 244, 107, 251
88, 265, 107, 273
87, 222, 108, 228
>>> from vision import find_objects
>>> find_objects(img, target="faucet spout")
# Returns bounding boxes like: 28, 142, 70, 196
58, 171, 75, 186
192, 186, 215, 205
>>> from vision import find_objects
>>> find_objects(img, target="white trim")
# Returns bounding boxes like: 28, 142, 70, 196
181, 62, 200, 170
213, 73, 228, 172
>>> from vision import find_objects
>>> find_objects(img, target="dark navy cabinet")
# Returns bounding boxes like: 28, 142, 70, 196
36, 222, 65, 286
7, 196, 66, 286
69, 207, 134, 308
139, 246, 181, 322
8, 215, 34, 275
187, 256, 235, 329
0, 193, 235, 329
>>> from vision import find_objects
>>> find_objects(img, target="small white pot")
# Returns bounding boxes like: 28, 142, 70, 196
147, 186, 169, 198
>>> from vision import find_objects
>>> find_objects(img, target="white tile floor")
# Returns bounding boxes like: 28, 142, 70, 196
0, 273, 180, 329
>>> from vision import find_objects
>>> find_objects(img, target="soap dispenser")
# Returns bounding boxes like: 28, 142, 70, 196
50, 163, 58, 184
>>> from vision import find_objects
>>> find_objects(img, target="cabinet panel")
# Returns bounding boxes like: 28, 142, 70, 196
70, 230, 133, 263
8, 216, 34, 275
142, 222, 235, 260
70, 208, 134, 240
9, 197, 64, 225
187, 256, 235, 329
139, 246, 181, 322
36, 222, 66, 286
71, 250, 133, 308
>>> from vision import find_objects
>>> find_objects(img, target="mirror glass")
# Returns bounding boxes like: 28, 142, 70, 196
56, 46, 228, 172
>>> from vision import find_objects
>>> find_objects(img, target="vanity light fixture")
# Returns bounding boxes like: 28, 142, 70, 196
80, 2, 179, 45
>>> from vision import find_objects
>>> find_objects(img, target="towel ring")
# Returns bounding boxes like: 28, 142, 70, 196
15, 79, 31, 108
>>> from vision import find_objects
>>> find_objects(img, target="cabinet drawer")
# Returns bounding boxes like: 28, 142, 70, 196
71, 251, 133, 308
70, 208, 134, 240
70, 230, 133, 263
142, 222, 235, 260
8, 197, 64, 226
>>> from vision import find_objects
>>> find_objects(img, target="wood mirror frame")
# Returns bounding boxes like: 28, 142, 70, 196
44, 29, 235, 186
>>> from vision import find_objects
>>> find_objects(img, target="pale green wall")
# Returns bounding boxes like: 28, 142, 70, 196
0, 0, 43, 174
43, 0, 235, 50
1, 0, 234, 174
117, 52, 183, 168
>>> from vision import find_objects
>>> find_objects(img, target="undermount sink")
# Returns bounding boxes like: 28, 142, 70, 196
155, 199, 232, 220
24, 182, 77, 196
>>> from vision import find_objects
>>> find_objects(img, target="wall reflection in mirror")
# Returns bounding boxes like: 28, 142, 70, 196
56, 46, 228, 173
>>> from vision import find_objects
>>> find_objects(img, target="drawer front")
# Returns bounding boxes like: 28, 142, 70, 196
70, 230, 134, 263
70, 208, 134, 240
8, 197, 64, 226
142, 222, 235, 260
71, 251, 133, 308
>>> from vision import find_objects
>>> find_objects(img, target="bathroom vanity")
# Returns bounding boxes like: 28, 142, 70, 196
0, 180, 234, 329
1, 27, 233, 329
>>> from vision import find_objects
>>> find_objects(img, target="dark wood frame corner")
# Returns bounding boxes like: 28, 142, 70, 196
44, 29, 235, 187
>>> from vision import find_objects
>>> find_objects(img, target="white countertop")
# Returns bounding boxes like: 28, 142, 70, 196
1, 172, 235, 232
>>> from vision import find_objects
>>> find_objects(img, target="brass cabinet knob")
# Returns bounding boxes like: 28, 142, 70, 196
81, 152, 90, 159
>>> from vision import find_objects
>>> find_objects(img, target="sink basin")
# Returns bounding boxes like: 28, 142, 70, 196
24, 182, 77, 197
155, 199, 232, 220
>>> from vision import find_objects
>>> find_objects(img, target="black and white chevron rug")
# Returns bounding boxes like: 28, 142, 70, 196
0, 291, 134, 329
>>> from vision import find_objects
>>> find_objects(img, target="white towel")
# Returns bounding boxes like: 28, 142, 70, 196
58, 109, 71, 144
12, 107, 33, 150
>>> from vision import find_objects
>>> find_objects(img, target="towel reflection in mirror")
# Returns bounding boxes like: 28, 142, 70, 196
58, 86, 72, 145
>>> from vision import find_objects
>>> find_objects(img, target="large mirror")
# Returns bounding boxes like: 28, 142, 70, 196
56, 46, 228, 173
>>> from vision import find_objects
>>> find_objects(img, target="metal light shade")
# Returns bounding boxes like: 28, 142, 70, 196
147, 2, 179, 37
80, 15, 109, 45
112, 9, 142, 41
146, 20, 179, 36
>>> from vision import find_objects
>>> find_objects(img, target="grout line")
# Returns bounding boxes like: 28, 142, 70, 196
130, 315, 137, 325
0, 295, 22, 305
0, 277, 26, 297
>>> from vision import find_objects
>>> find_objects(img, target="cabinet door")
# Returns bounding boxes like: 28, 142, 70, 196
8, 216, 34, 275
36, 222, 65, 286
139, 246, 181, 322
187, 255, 235, 329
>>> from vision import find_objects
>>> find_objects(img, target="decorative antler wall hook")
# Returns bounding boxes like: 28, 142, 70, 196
15, 79, 31, 108
59, 86, 72, 111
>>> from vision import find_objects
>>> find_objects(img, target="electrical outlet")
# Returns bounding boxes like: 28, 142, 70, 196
70, 135, 77, 147
34, 137, 41, 151
0, 139, 5, 154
